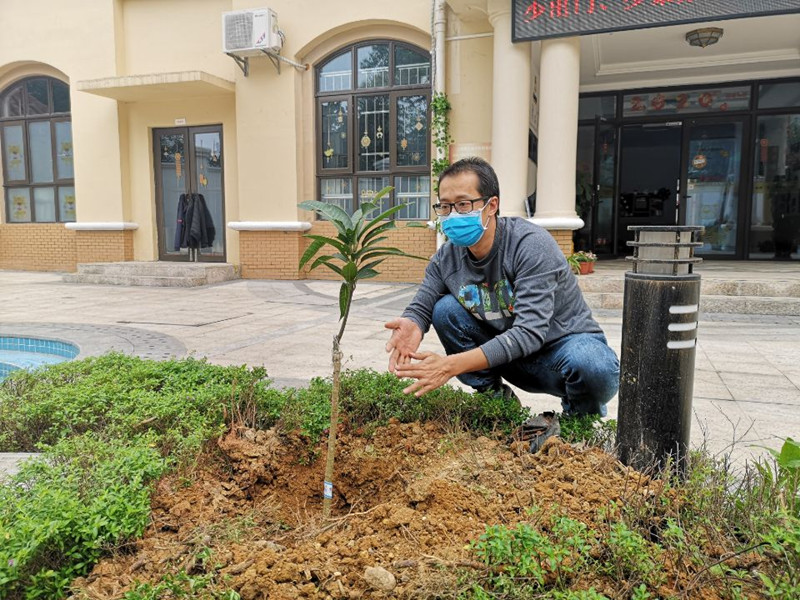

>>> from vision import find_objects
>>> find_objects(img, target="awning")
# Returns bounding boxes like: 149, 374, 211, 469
76, 71, 234, 103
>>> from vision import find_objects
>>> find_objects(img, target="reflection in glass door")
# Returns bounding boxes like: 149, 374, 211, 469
154, 126, 225, 262
750, 114, 800, 260
683, 119, 746, 257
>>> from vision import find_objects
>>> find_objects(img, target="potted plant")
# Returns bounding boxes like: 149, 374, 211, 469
568, 250, 597, 275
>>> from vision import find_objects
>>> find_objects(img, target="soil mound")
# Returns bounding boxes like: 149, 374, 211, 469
70, 421, 733, 599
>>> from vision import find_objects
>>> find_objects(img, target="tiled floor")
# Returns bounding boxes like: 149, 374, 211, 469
0, 267, 798, 470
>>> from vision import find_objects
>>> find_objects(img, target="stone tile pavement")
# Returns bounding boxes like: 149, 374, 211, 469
1, 267, 799, 476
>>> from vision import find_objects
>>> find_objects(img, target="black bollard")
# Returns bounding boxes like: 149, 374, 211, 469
617, 226, 703, 475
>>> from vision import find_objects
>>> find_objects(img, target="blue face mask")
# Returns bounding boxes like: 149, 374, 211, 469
440, 202, 489, 247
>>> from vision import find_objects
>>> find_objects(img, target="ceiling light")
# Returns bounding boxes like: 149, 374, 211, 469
685, 27, 724, 48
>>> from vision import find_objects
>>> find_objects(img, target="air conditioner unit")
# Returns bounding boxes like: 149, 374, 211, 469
222, 8, 282, 57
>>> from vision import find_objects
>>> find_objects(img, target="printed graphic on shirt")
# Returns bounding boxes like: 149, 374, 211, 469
457, 279, 515, 321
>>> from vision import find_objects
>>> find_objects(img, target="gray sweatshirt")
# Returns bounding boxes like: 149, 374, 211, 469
402, 217, 602, 368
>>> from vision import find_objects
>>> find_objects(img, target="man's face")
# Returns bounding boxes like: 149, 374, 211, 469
438, 171, 497, 217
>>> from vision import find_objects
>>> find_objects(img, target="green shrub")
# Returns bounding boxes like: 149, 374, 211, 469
0, 435, 167, 599
0, 354, 270, 456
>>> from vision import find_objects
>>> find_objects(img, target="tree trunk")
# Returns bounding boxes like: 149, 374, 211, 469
322, 338, 342, 519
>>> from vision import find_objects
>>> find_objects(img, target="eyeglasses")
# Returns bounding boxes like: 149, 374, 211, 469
432, 196, 491, 216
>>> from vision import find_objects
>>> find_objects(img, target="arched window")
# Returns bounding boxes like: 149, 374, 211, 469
316, 40, 431, 220
0, 76, 74, 223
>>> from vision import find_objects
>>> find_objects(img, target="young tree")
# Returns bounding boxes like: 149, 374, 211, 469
298, 188, 427, 518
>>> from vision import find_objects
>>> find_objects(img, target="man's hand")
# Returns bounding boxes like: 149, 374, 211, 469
384, 317, 423, 373
394, 351, 453, 397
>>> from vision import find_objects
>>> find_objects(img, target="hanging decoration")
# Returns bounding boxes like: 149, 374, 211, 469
414, 115, 424, 131
375, 125, 383, 140
8, 145, 22, 169
361, 131, 371, 148
337, 107, 344, 123
174, 152, 182, 180
400, 138, 408, 150
63, 194, 76, 219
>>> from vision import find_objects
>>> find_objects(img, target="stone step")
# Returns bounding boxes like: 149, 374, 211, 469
578, 276, 800, 298
65, 261, 238, 287
63, 273, 210, 287
583, 292, 800, 316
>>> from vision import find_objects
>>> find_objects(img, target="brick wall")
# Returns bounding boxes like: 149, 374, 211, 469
75, 230, 134, 264
239, 230, 306, 279
548, 229, 574, 256
237, 223, 436, 282
0, 224, 77, 272
237, 224, 572, 282
299, 222, 436, 283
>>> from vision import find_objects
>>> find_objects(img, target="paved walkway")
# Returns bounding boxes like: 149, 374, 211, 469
1, 264, 799, 473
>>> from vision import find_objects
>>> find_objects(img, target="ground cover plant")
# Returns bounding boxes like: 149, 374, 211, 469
0, 355, 797, 599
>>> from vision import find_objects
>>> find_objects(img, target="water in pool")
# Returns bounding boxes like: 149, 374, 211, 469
0, 336, 79, 381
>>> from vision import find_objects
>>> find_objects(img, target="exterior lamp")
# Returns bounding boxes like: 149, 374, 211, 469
617, 226, 704, 475
685, 27, 723, 48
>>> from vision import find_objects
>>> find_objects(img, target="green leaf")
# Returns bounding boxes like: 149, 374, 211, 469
361, 220, 397, 246
338, 283, 351, 320
363, 203, 407, 232
358, 269, 379, 279
311, 255, 343, 276
342, 261, 358, 283
299, 238, 325, 270
778, 437, 800, 470
359, 246, 428, 261
357, 259, 386, 275
304, 234, 349, 256
298, 200, 353, 234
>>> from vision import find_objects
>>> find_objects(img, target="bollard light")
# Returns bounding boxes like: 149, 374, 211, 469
617, 226, 704, 474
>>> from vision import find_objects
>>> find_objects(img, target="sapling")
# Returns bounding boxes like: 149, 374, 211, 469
298, 188, 427, 518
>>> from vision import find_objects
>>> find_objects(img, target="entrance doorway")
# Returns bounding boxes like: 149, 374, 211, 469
682, 118, 748, 256
154, 125, 225, 262
617, 122, 682, 255
604, 117, 748, 257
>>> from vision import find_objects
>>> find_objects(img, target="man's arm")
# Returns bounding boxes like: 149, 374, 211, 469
394, 347, 488, 397
385, 254, 447, 372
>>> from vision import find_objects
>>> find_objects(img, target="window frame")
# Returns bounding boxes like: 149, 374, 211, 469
1, 76, 74, 224
315, 40, 431, 220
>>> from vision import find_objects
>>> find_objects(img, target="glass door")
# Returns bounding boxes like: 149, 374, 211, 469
617, 122, 683, 255
593, 119, 617, 256
682, 117, 748, 257
154, 125, 225, 262
574, 118, 618, 255
750, 114, 799, 260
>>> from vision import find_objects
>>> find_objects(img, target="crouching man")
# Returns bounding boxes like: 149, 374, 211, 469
385, 157, 619, 446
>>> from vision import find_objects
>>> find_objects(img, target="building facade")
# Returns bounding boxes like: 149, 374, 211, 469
0, 1, 798, 281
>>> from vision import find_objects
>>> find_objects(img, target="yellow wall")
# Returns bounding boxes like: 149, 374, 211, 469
0, 0, 441, 274
0, 0, 126, 225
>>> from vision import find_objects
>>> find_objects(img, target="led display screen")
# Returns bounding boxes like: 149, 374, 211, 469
513, 0, 800, 42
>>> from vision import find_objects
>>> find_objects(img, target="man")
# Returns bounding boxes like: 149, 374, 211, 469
385, 157, 619, 433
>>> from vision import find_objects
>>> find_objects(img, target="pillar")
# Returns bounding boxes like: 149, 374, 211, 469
533, 36, 583, 253
488, 0, 530, 218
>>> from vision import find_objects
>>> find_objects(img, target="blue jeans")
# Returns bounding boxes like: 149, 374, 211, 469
431, 295, 619, 416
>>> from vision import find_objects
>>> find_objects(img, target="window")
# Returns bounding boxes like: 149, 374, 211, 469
316, 41, 431, 220
0, 77, 74, 223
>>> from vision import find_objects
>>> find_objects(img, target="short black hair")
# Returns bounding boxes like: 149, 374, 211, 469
438, 156, 500, 201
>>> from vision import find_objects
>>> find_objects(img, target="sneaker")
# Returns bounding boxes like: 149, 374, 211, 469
514, 411, 561, 453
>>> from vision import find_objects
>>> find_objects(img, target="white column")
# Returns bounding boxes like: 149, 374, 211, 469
532, 36, 583, 230
488, 0, 530, 218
